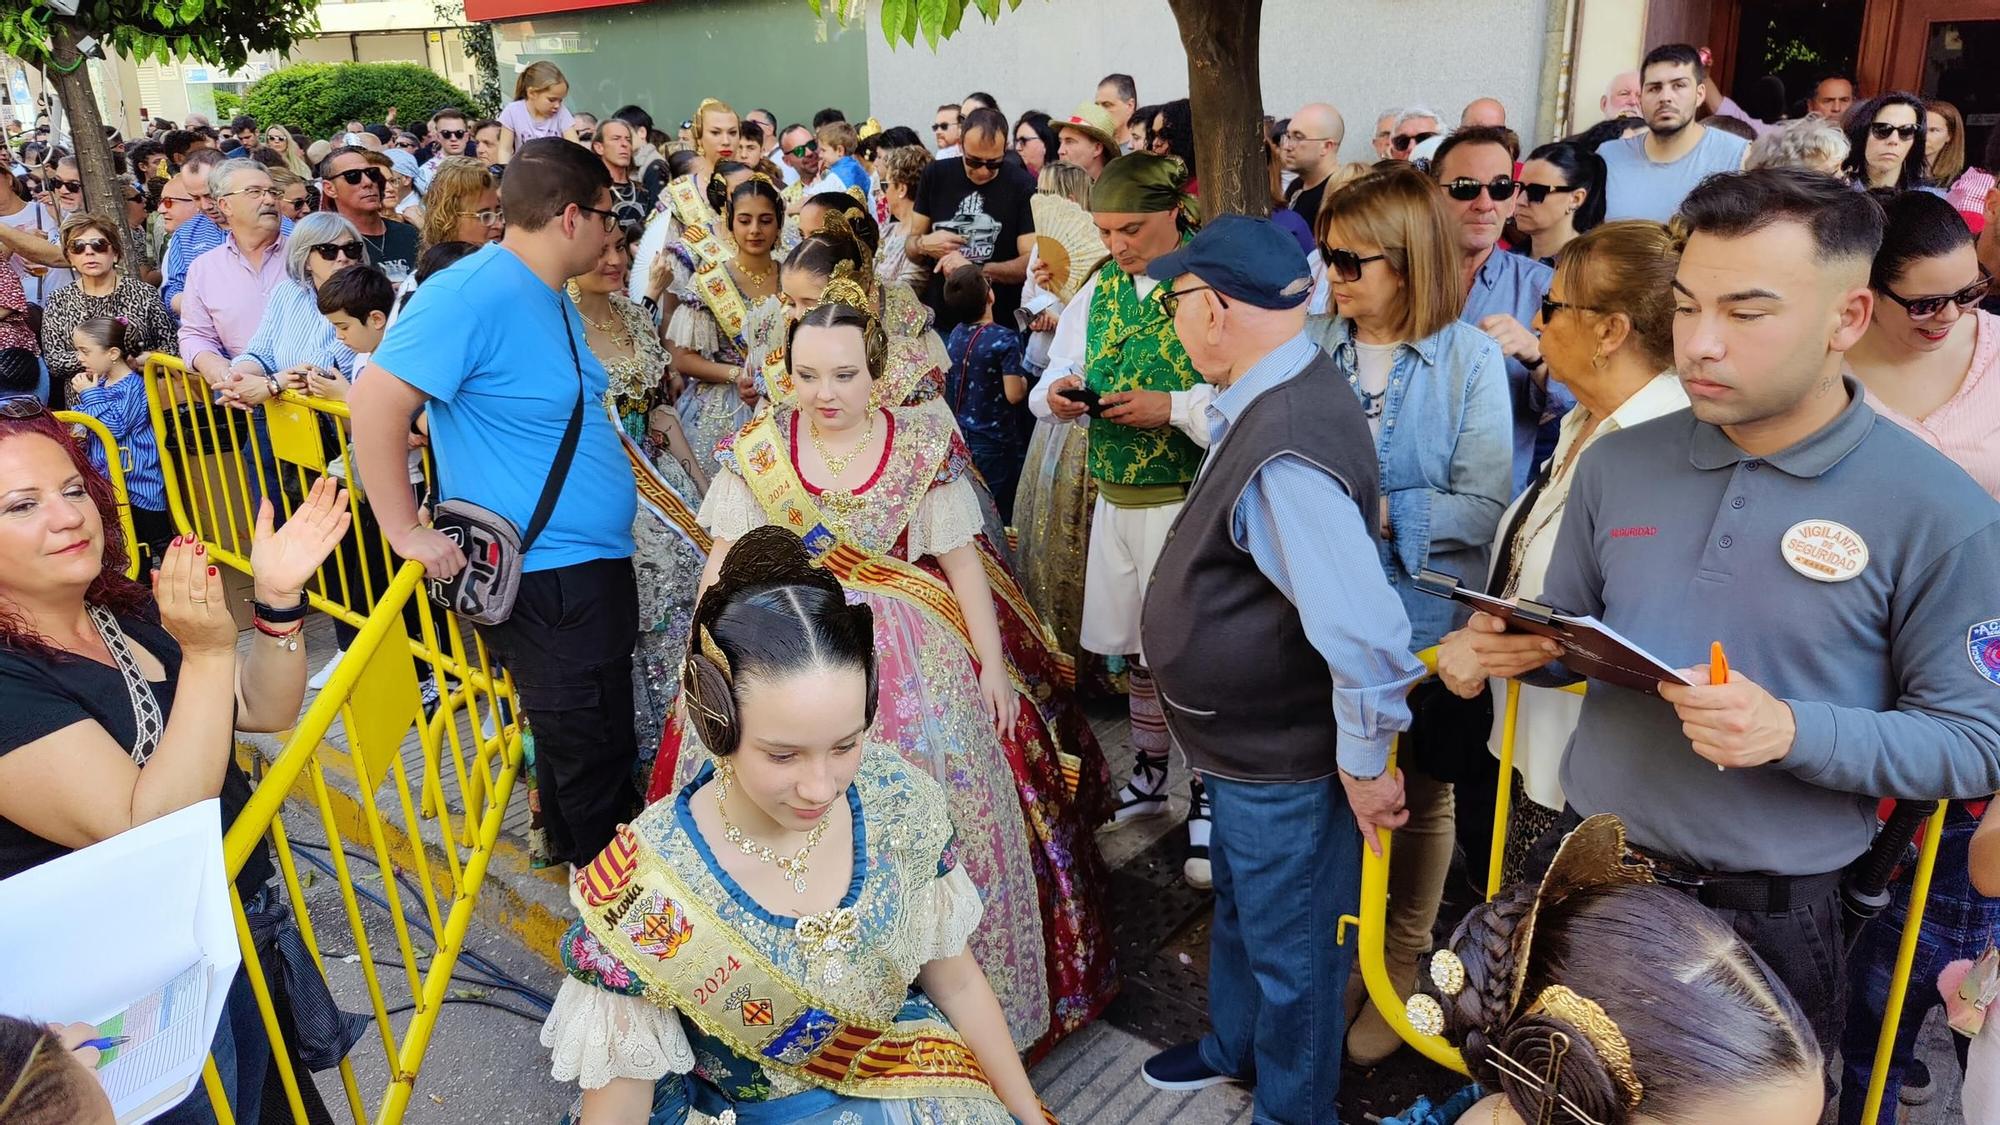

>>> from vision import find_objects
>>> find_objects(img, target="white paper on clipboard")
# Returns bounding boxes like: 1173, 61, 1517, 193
1415, 569, 1696, 696
0, 800, 241, 1122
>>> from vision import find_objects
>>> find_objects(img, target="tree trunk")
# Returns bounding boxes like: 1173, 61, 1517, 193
1167, 0, 1268, 219
48, 21, 142, 276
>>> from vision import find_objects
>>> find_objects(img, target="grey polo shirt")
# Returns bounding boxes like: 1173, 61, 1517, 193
1540, 378, 2000, 875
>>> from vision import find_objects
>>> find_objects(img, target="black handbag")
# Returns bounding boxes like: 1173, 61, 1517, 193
424, 305, 587, 627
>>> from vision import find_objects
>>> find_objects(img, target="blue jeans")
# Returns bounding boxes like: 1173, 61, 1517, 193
1198, 773, 1361, 1124
1838, 811, 2000, 1124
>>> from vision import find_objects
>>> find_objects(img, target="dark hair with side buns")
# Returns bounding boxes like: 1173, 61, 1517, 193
1419, 880, 1819, 1124
681, 526, 878, 756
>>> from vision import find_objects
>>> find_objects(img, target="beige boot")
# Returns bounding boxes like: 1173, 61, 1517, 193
1346, 772, 1457, 1067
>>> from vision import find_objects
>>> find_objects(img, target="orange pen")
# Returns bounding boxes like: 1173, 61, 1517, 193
1710, 641, 1729, 770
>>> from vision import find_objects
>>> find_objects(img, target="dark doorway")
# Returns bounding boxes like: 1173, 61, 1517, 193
1917, 17, 2000, 170
1727, 0, 1867, 119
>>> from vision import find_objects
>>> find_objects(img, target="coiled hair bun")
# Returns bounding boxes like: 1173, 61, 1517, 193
681, 526, 878, 755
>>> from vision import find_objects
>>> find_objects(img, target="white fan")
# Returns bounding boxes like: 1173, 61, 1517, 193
1032, 194, 1109, 303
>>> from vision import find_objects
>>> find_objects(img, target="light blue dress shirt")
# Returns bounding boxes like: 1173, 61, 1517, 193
1462, 247, 1570, 493
1204, 331, 1426, 778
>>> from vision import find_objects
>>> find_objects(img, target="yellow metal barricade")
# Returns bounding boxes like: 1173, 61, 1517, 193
1345, 647, 1951, 1119
138, 354, 528, 1123
53, 409, 141, 579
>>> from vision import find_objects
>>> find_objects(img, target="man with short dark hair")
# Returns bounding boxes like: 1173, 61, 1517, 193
744, 108, 795, 186
594, 118, 654, 228
160, 128, 201, 170
811, 106, 846, 130
1598, 43, 1751, 222
353, 137, 640, 868
321, 145, 420, 276
1097, 73, 1139, 151
1457, 168, 2000, 1053
415, 107, 470, 194
931, 104, 962, 158
1807, 74, 1856, 119
907, 106, 1037, 332
779, 124, 822, 184
229, 115, 258, 152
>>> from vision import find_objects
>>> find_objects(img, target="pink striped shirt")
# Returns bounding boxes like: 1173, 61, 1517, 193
1865, 310, 2000, 499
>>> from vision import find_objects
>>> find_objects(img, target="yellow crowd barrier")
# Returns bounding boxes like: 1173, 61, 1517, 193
1343, 648, 1950, 1120
137, 354, 527, 1124
52, 409, 140, 580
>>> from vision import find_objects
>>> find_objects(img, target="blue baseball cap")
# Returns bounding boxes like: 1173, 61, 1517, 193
1146, 214, 1314, 310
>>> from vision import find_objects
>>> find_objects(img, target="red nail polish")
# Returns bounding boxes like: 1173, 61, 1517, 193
195, 543, 204, 555
207, 566, 218, 576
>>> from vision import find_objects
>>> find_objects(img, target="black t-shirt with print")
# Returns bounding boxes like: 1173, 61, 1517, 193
914, 156, 1038, 332
609, 179, 658, 232
363, 219, 423, 278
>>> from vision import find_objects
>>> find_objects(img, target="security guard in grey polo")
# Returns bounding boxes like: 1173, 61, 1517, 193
1463, 168, 2000, 1051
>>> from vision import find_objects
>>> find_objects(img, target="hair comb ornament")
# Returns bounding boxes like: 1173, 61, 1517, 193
816, 207, 877, 279
699, 624, 731, 677
1485, 1031, 1598, 1125
1529, 985, 1643, 1110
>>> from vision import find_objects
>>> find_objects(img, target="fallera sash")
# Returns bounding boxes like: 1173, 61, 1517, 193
667, 176, 733, 274
693, 258, 754, 349
616, 421, 710, 556
572, 824, 1008, 1105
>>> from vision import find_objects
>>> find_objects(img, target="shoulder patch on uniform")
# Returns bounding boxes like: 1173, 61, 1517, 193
1969, 620, 2000, 687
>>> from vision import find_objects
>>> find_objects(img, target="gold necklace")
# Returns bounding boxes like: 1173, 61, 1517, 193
567, 283, 624, 335
809, 410, 875, 478
734, 258, 774, 287
716, 767, 831, 894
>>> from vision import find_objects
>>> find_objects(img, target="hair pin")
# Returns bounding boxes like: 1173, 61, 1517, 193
699, 624, 731, 677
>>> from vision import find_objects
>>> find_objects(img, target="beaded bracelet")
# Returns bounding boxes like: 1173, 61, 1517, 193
252, 617, 304, 651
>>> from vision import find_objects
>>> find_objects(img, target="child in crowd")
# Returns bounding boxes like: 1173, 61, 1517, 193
941, 263, 1031, 522
811, 121, 873, 199
495, 61, 575, 164
67, 316, 170, 568
316, 263, 396, 392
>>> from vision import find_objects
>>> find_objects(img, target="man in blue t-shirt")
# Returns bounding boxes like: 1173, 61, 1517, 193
352, 138, 641, 866
1598, 43, 1750, 223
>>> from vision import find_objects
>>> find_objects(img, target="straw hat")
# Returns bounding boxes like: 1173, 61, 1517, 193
1057, 102, 1118, 150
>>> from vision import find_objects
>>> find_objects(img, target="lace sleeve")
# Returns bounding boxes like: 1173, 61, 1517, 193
920, 865, 987, 964
696, 466, 767, 541
906, 474, 984, 558
665, 300, 722, 357
540, 978, 695, 1089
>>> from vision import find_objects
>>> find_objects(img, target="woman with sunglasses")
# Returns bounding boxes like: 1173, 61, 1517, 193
1011, 110, 1058, 178
222, 212, 367, 412
1304, 164, 1512, 1068
1844, 93, 1933, 192
262, 124, 311, 179
1512, 141, 1606, 264
1849, 190, 1999, 498
38, 213, 175, 394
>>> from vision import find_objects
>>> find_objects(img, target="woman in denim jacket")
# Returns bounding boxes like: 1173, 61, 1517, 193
1304, 163, 1512, 1067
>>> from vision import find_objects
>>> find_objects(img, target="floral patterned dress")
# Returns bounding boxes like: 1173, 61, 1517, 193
677, 402, 1117, 1054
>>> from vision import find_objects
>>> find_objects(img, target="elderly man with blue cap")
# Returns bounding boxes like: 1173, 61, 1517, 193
1138, 215, 1427, 1119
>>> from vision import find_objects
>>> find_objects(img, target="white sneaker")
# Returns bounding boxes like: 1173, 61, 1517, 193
1183, 780, 1212, 890
308, 648, 346, 691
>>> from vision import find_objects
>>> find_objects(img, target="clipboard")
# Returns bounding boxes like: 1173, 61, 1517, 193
1415, 568, 1695, 696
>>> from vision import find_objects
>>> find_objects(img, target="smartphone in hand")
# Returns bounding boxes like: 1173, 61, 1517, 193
1057, 385, 1107, 417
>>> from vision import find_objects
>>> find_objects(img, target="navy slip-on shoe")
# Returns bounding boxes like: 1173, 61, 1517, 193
1141, 1041, 1243, 1092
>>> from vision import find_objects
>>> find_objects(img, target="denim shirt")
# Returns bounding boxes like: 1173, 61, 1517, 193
1462, 247, 1571, 494
1307, 315, 1513, 649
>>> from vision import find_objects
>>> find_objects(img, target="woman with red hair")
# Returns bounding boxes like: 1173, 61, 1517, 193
0, 398, 349, 1122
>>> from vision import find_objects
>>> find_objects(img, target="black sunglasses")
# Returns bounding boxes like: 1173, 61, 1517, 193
1540, 295, 1598, 323
576, 130, 595, 142
0, 395, 46, 419
1391, 131, 1437, 152
1443, 176, 1519, 202
311, 242, 365, 262
1880, 270, 1992, 320
932, 122, 956, 133
962, 154, 1004, 171
438, 129, 468, 140
1868, 122, 1922, 142
52, 178, 83, 193
1158, 283, 1226, 317
1319, 246, 1387, 282
67, 237, 114, 254
332, 168, 386, 188
1520, 182, 1578, 204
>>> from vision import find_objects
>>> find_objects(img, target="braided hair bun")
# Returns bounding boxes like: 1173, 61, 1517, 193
681, 527, 878, 756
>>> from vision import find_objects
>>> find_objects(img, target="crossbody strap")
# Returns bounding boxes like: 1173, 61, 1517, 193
520, 301, 589, 554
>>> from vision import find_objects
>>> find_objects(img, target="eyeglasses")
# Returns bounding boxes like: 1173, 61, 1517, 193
576, 204, 619, 232
332, 168, 386, 188
438, 129, 468, 141
1391, 131, 1437, 152
1868, 122, 1922, 142
1320, 246, 1388, 282
1443, 176, 1520, 202
52, 178, 83, 193
311, 241, 365, 262
1539, 295, 1598, 323
469, 208, 505, 224
1283, 132, 1336, 145
66, 237, 113, 254
0, 395, 46, 419
932, 121, 956, 133
395, 139, 418, 151
221, 185, 282, 202
1158, 283, 1226, 317
1880, 270, 1992, 319
1520, 182, 1579, 203
162, 193, 195, 207
787, 141, 819, 159
963, 154, 1004, 171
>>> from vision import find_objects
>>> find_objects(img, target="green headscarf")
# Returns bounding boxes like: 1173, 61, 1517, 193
1090, 153, 1200, 225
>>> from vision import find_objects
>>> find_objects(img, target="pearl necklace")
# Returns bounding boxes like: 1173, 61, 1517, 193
716, 768, 830, 895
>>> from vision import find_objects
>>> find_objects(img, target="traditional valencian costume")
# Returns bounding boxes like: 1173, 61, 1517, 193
652, 271, 1116, 1055
662, 171, 765, 465
542, 532, 1051, 1124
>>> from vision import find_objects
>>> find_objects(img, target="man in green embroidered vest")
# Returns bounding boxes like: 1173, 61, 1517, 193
1027, 152, 1217, 888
